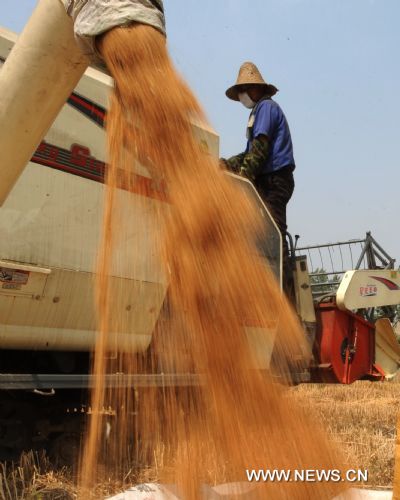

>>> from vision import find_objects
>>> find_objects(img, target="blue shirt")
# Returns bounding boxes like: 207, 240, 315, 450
246, 99, 295, 174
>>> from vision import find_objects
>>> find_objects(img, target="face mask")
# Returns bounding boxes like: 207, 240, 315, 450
238, 92, 256, 109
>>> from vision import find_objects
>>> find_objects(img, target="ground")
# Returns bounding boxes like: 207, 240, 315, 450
291, 381, 400, 488
1, 381, 399, 498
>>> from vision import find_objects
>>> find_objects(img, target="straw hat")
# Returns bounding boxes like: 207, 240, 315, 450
225, 62, 278, 101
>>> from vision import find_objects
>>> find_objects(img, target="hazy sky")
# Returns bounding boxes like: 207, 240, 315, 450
2, 0, 399, 267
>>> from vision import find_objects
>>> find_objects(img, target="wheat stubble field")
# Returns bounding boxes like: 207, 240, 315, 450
292, 381, 400, 488
0, 381, 398, 498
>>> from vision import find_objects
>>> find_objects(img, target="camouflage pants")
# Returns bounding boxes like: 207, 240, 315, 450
255, 166, 295, 292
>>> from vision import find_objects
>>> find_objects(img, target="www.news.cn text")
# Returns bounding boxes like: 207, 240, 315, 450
246, 469, 368, 483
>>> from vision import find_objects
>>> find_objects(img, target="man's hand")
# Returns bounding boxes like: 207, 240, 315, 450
239, 165, 256, 181
222, 153, 246, 174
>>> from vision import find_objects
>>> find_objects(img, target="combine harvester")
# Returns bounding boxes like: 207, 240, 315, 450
0, 0, 399, 461
294, 232, 400, 384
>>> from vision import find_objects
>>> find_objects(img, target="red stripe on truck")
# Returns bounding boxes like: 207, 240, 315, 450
31, 141, 168, 202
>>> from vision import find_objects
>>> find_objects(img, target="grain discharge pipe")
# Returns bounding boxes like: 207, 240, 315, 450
0, 0, 165, 205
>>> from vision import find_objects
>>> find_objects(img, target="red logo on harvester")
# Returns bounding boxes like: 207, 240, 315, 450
360, 285, 377, 297
31, 141, 168, 202
370, 276, 400, 290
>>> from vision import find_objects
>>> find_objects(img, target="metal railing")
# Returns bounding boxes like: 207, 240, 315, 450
294, 231, 396, 300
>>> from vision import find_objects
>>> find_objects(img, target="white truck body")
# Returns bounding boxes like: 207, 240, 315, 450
0, 28, 247, 355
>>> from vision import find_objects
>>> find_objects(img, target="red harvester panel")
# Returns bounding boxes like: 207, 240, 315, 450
314, 303, 377, 384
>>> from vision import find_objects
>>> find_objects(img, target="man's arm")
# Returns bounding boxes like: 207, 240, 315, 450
238, 134, 269, 181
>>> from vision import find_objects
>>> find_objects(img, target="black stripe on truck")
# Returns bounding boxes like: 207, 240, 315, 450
67, 92, 106, 128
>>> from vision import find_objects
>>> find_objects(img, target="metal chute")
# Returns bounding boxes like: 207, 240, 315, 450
375, 318, 400, 380
0, 0, 89, 205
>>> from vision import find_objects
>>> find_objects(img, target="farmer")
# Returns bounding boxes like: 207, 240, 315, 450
220, 61, 295, 294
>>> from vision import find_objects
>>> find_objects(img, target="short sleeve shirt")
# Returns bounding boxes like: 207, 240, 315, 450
246, 99, 295, 174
